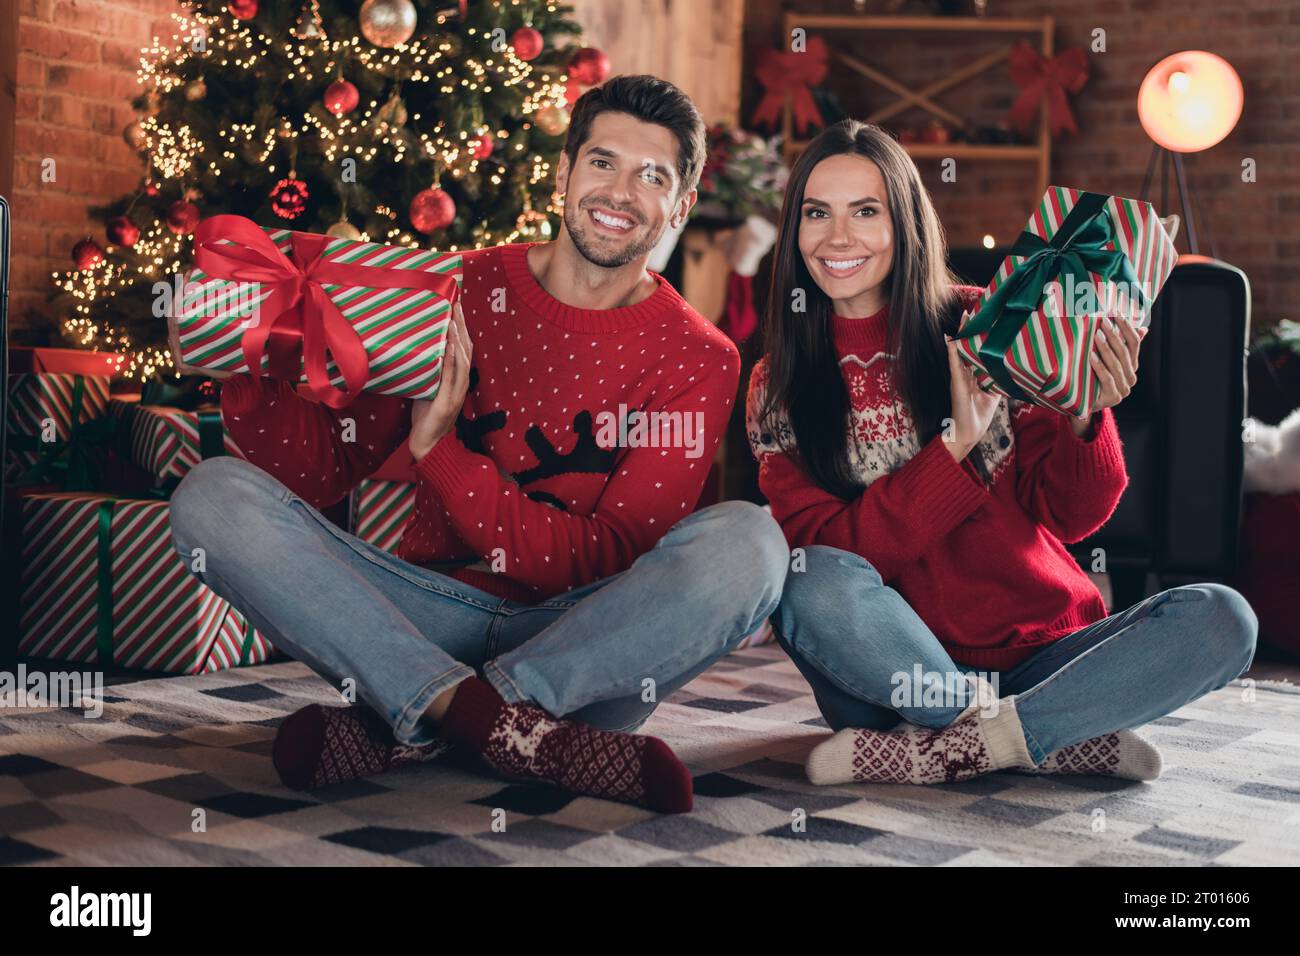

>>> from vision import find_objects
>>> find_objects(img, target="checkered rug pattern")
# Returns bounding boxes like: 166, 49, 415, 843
3, 646, 1299, 866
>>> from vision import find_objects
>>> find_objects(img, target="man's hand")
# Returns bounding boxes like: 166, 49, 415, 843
410, 301, 472, 463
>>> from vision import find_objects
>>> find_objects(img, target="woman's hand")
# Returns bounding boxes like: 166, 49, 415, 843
1072, 316, 1148, 437
944, 334, 1001, 461
1090, 316, 1146, 412
409, 301, 472, 462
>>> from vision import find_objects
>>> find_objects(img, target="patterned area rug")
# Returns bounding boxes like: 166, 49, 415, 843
2, 645, 1298, 866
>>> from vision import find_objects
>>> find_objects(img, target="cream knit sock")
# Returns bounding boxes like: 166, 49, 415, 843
806, 677, 1036, 786
1020, 730, 1164, 781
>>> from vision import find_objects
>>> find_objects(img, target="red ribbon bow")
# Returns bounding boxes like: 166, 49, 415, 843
192, 215, 459, 409
1006, 42, 1089, 138
750, 35, 828, 134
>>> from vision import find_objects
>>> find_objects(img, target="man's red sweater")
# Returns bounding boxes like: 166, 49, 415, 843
220, 242, 740, 603
746, 287, 1129, 671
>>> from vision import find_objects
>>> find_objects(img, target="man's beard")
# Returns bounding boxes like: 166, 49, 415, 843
565, 198, 663, 268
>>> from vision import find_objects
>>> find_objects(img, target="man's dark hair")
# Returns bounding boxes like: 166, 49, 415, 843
562, 75, 707, 196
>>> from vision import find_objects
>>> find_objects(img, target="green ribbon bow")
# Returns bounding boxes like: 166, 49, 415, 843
955, 191, 1147, 402
9, 375, 117, 492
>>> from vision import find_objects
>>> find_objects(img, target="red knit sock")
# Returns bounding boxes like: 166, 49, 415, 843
439, 677, 692, 814
272, 702, 451, 791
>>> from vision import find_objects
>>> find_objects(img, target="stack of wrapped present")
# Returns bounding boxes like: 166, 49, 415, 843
5, 346, 274, 673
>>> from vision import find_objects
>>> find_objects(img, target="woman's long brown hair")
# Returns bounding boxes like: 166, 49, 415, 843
758, 119, 979, 499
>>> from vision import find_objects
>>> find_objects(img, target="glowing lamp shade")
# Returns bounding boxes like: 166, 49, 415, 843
1138, 51, 1243, 153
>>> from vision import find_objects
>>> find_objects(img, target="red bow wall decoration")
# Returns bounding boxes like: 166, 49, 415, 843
1006, 42, 1090, 138
750, 35, 828, 135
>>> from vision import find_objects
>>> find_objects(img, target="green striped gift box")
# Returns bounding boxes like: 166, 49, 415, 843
17, 492, 276, 673
955, 186, 1178, 418
6, 373, 111, 480
176, 227, 461, 401
108, 397, 241, 486
350, 478, 416, 554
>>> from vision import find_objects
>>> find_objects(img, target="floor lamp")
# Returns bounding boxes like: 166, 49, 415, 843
1136, 51, 1243, 258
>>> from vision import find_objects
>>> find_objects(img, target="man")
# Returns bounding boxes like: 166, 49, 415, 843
168, 75, 787, 814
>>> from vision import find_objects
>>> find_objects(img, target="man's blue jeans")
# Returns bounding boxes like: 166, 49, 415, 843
773, 546, 1259, 764
168, 457, 788, 746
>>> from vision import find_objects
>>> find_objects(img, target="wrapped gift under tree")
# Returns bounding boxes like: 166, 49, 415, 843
176, 215, 461, 409
17, 491, 276, 673
109, 396, 242, 493
7, 371, 114, 489
954, 186, 1178, 418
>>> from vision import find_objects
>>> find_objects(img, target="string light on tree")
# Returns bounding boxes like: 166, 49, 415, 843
49, 1, 588, 382
290, 0, 326, 41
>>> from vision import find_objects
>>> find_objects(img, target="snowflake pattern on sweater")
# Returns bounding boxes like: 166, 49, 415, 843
746, 303, 1020, 492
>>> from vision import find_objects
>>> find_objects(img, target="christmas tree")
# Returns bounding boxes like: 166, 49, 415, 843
52, 0, 607, 384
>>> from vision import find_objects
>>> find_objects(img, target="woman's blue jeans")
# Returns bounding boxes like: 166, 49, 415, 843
168, 456, 788, 746
773, 546, 1258, 764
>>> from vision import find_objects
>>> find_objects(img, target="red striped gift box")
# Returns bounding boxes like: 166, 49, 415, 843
6, 373, 111, 480
955, 186, 1178, 418
108, 397, 243, 486
17, 492, 276, 673
176, 218, 461, 406
349, 478, 416, 554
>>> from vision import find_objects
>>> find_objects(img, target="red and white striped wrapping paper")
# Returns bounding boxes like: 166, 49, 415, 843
108, 397, 243, 485
175, 226, 461, 401
955, 186, 1178, 418
6, 373, 111, 479
17, 492, 276, 673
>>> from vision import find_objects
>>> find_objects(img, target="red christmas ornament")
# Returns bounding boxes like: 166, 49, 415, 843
324, 78, 360, 116
106, 215, 140, 248
511, 27, 543, 61
228, 0, 258, 20
271, 177, 310, 219
568, 47, 610, 86
72, 237, 104, 270
166, 200, 201, 235
469, 134, 494, 160
409, 187, 456, 234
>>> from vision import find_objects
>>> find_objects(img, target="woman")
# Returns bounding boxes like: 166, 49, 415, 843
747, 119, 1257, 786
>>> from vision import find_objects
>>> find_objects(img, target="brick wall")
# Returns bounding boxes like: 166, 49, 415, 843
10, 0, 183, 342
744, 0, 1299, 333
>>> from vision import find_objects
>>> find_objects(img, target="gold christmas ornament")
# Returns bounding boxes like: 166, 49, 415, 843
290, 0, 326, 40
123, 120, 147, 149
326, 219, 363, 240
185, 78, 207, 101
359, 0, 417, 48
535, 104, 570, 137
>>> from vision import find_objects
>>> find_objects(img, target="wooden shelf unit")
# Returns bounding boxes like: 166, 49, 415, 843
781, 13, 1055, 200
